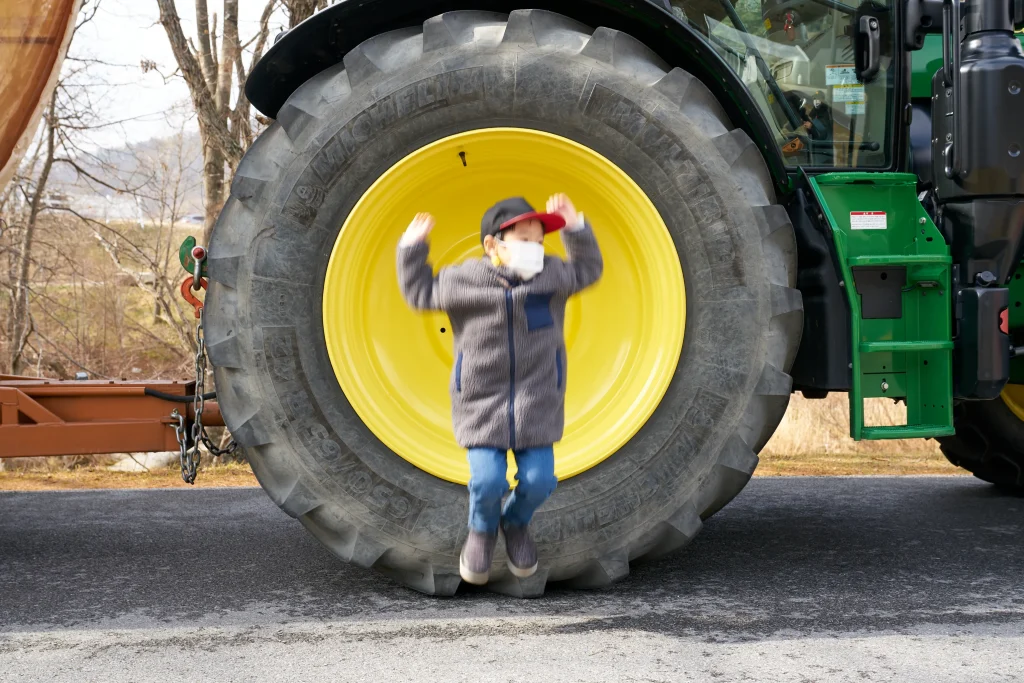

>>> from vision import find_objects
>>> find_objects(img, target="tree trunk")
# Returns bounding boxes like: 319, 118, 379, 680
200, 131, 224, 246
203, 0, 239, 243
9, 94, 57, 375
157, 0, 248, 245
194, 0, 217, 94
284, 0, 327, 27
216, 0, 238, 118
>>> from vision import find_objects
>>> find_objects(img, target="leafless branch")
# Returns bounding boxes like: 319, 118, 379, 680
210, 13, 220, 80
217, 1, 239, 119
155, 0, 243, 166
54, 158, 149, 195
283, 0, 324, 28
195, 0, 217, 95
30, 326, 113, 379
74, 0, 101, 32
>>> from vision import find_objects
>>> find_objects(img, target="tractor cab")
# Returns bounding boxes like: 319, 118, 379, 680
671, 0, 894, 168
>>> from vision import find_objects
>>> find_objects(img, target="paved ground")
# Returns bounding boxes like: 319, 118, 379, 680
1, 477, 1021, 682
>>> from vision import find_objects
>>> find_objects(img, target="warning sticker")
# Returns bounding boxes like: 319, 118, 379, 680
850, 211, 887, 230
833, 84, 866, 102
825, 64, 858, 86
846, 102, 867, 115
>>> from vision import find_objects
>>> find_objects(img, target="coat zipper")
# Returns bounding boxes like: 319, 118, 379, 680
455, 351, 463, 392
505, 289, 516, 450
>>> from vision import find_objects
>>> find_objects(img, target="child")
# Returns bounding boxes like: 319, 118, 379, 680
396, 194, 603, 585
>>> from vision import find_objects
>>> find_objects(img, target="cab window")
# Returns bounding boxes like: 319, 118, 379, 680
669, 0, 895, 168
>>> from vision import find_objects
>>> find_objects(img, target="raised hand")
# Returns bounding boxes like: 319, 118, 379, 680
546, 193, 578, 227
400, 212, 435, 246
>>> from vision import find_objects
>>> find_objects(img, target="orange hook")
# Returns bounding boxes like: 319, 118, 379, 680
181, 276, 207, 318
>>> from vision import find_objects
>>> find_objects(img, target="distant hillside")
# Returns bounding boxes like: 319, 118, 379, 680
46, 130, 205, 222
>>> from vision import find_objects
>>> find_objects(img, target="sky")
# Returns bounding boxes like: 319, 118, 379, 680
72, 0, 292, 149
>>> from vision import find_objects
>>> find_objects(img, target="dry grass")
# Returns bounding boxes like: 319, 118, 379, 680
0, 462, 257, 491
758, 393, 961, 476
1, 215, 200, 382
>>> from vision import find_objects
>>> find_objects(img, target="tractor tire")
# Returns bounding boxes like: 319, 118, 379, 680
206, 9, 803, 596
938, 393, 1024, 492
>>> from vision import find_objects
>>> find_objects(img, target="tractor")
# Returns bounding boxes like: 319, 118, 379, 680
2, 0, 1023, 597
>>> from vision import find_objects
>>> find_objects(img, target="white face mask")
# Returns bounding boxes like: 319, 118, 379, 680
813, 99, 822, 108
497, 240, 545, 280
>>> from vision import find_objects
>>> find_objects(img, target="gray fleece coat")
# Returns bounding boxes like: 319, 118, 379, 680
397, 224, 603, 450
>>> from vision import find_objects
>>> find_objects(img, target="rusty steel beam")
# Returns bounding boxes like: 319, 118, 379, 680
0, 378, 224, 458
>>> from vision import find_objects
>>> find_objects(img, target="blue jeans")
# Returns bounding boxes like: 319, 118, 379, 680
467, 446, 557, 534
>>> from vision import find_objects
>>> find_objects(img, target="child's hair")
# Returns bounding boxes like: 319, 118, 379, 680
495, 225, 544, 242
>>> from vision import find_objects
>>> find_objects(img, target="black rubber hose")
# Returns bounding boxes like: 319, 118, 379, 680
144, 388, 217, 403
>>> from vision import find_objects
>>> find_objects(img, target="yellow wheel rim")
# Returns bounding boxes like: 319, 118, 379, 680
1002, 384, 1024, 422
323, 128, 685, 484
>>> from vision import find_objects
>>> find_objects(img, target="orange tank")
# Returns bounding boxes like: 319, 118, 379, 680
0, 0, 80, 190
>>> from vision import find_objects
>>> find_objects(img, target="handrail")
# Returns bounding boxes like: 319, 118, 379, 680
942, 0, 964, 178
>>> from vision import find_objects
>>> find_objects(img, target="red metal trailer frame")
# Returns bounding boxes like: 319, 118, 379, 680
0, 375, 223, 458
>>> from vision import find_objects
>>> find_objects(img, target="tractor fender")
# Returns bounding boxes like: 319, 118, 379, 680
244, 0, 787, 190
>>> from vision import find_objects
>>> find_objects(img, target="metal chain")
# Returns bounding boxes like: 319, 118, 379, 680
191, 306, 240, 459
174, 246, 239, 483
191, 307, 206, 449
201, 427, 238, 457
180, 307, 206, 484
171, 408, 198, 484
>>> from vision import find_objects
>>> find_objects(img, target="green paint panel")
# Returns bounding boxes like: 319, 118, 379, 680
911, 35, 945, 99
808, 172, 955, 440
1011, 263, 1024, 384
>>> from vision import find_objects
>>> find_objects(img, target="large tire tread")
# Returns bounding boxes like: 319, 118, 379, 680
939, 399, 1024, 492
208, 8, 803, 596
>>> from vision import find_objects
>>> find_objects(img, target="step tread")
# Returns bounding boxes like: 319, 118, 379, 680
849, 254, 952, 266
861, 425, 956, 439
859, 341, 955, 352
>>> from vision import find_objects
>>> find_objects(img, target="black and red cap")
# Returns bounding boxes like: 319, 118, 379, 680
480, 197, 566, 243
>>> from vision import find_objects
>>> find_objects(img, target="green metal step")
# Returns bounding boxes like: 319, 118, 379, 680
861, 425, 957, 440
848, 254, 952, 266
860, 341, 954, 352
808, 172, 954, 442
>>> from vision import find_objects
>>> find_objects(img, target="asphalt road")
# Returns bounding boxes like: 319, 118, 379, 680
1, 477, 1022, 682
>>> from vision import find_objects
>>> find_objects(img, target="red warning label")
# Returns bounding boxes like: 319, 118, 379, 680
850, 211, 887, 230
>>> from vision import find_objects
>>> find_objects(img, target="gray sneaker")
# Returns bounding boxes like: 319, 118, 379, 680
501, 523, 538, 578
459, 530, 498, 585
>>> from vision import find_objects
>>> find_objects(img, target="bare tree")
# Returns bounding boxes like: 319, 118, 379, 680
3, 0, 326, 378
282, 0, 328, 26
1, 0, 188, 379
2, 2, 104, 375
5, 94, 58, 374
155, 0, 277, 244
91, 117, 203, 356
